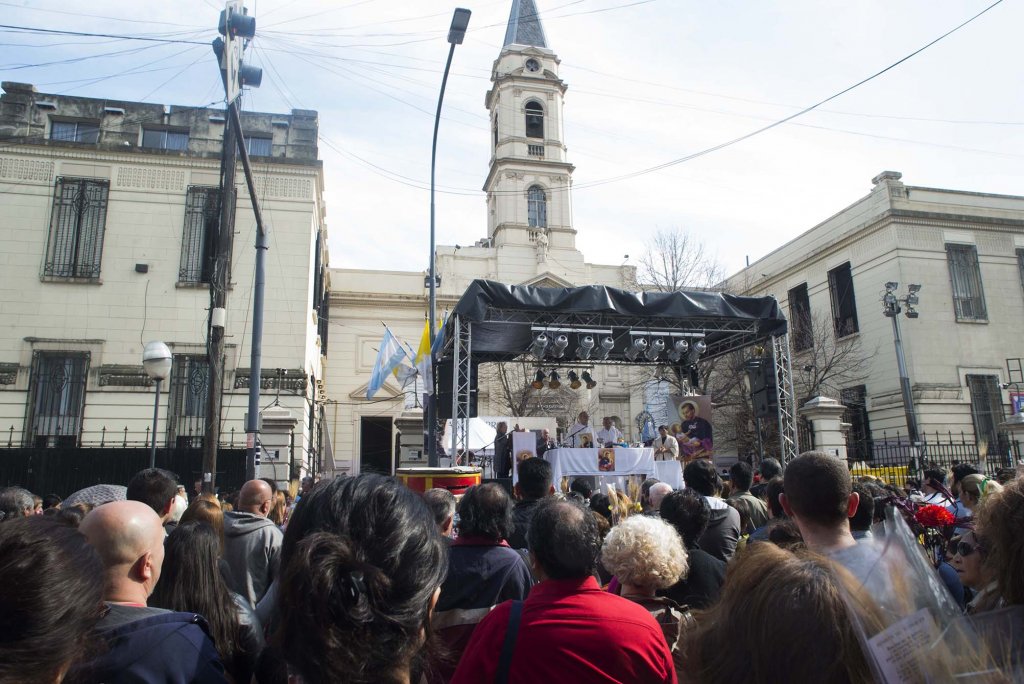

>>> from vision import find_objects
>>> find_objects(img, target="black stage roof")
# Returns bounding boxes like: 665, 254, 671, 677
438, 279, 788, 365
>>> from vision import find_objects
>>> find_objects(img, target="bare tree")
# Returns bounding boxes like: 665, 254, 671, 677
638, 227, 724, 292
482, 360, 585, 422
790, 310, 872, 403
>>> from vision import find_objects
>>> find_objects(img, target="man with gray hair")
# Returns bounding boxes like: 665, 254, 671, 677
0, 486, 34, 522
648, 482, 673, 513
224, 479, 283, 606
423, 487, 456, 538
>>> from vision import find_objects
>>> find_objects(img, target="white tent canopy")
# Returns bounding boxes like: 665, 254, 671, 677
442, 417, 498, 453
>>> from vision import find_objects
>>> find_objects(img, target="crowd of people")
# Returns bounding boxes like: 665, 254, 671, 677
1, 452, 1022, 683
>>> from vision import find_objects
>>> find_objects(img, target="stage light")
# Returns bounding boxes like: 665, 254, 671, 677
625, 338, 648, 361
667, 338, 689, 363
885, 281, 899, 292
581, 370, 597, 389
688, 339, 707, 364
568, 370, 582, 389
594, 336, 615, 360
575, 335, 595, 359
530, 333, 549, 359
531, 369, 546, 390
548, 370, 561, 389
908, 283, 921, 294
645, 338, 665, 361
552, 334, 569, 359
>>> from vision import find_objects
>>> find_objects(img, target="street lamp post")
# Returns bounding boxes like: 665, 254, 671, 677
143, 341, 173, 469
427, 7, 471, 467
883, 282, 922, 478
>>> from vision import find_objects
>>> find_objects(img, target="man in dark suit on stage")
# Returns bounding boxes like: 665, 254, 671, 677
494, 421, 513, 478
536, 428, 555, 458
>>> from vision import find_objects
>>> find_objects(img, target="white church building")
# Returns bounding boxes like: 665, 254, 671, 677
324, 0, 646, 476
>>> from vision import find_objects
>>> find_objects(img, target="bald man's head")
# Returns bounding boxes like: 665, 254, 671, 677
649, 482, 673, 511
238, 479, 273, 516
80, 500, 166, 602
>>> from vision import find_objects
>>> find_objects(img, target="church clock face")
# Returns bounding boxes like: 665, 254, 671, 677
525, 58, 541, 73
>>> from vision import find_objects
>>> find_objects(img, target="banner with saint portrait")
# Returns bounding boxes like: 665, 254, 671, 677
671, 395, 713, 461
512, 431, 537, 467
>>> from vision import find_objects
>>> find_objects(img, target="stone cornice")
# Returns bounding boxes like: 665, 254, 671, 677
483, 158, 575, 193
742, 208, 1024, 294
330, 291, 459, 308
0, 144, 322, 176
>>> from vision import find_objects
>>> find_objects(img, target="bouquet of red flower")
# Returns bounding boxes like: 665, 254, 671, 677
914, 504, 955, 529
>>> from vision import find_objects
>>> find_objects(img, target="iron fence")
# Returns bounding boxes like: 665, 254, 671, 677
5, 424, 246, 450
846, 429, 1021, 483
0, 445, 248, 498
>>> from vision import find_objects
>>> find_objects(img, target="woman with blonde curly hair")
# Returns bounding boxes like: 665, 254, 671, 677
601, 515, 689, 647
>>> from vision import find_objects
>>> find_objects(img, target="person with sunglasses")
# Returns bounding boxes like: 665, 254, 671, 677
950, 531, 1000, 614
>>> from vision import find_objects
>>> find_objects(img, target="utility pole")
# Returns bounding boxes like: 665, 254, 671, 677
204, 0, 261, 492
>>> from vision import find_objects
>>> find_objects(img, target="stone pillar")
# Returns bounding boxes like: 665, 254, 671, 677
395, 407, 427, 469
257, 405, 299, 489
799, 396, 849, 460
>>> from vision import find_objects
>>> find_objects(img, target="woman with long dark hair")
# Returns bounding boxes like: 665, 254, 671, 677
0, 516, 105, 683
274, 473, 448, 684
150, 521, 263, 683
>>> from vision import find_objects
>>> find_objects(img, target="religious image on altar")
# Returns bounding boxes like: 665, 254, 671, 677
672, 395, 714, 460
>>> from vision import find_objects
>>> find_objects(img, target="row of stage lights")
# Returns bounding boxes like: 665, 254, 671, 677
531, 369, 597, 391
529, 329, 707, 364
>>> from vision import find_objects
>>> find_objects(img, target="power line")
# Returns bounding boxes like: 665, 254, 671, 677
0, 23, 209, 45
568, 0, 1008, 191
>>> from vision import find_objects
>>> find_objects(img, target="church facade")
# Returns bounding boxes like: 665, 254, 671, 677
324, 0, 644, 475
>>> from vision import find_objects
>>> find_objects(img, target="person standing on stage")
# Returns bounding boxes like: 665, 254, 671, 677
596, 417, 624, 447
536, 428, 555, 458
652, 425, 679, 462
494, 421, 513, 479
567, 411, 596, 448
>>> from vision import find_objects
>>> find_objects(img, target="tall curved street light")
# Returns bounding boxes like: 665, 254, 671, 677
427, 7, 471, 467
143, 341, 173, 469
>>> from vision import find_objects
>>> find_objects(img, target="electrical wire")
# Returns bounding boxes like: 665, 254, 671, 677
0, 23, 209, 44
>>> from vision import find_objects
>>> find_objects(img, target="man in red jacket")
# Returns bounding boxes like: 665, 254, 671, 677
452, 498, 676, 684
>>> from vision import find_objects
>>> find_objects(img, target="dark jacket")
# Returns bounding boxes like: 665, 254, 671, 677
231, 593, 265, 684
223, 511, 283, 606
494, 433, 512, 478
508, 498, 542, 550
431, 536, 533, 681
658, 547, 726, 610
84, 604, 226, 683
696, 498, 741, 562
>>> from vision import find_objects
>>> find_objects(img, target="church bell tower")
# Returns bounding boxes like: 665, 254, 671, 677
484, 0, 576, 253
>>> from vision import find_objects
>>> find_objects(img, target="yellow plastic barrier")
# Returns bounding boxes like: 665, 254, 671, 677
850, 463, 909, 486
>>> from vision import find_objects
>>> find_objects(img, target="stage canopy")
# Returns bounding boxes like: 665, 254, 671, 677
438, 279, 788, 365
433, 279, 799, 467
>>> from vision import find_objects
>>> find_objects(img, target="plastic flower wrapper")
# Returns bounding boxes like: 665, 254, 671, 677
832, 506, 1020, 682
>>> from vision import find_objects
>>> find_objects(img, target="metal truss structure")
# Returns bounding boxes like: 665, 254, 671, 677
439, 306, 798, 463
772, 333, 800, 465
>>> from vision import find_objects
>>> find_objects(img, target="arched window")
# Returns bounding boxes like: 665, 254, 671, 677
525, 101, 544, 139
528, 185, 547, 228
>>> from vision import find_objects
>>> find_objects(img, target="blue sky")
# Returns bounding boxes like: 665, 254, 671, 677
2, 0, 1022, 278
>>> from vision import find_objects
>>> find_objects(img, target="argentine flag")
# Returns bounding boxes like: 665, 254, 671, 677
367, 328, 409, 399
